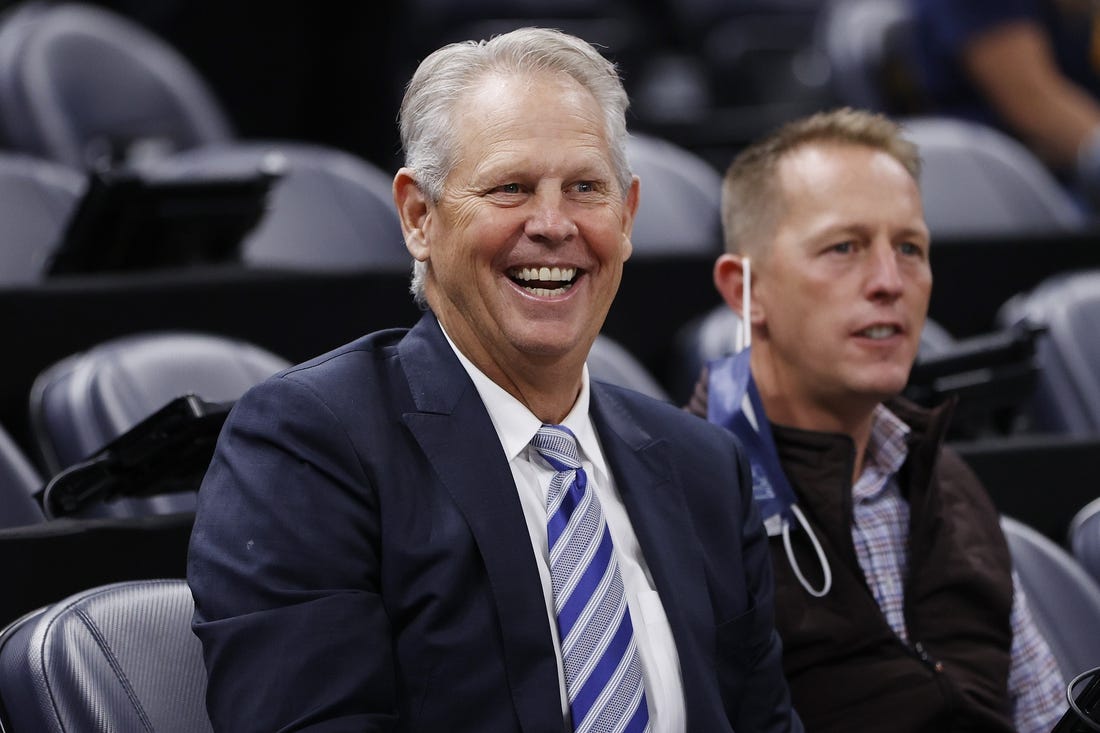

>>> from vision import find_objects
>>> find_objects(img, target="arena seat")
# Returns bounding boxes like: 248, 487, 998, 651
0, 578, 212, 733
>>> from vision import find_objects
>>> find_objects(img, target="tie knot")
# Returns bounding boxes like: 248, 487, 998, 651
532, 424, 581, 471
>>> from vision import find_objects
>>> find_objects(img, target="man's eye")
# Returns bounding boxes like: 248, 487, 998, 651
574, 181, 595, 193
493, 183, 521, 194
830, 241, 853, 254
899, 241, 925, 257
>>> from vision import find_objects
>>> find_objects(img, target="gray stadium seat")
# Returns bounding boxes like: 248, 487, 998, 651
902, 116, 1087, 239
1070, 497, 1100, 587
626, 132, 723, 256
0, 152, 84, 284
157, 142, 405, 273
141, 142, 407, 272
1001, 516, 1100, 682
29, 331, 290, 517
0, 578, 212, 733
0, 424, 44, 528
999, 269, 1100, 434
588, 334, 669, 402
0, 1, 232, 169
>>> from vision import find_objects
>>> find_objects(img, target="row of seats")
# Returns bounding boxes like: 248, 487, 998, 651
0, 115, 1086, 279
0, 329, 670, 526
0, 261, 1095, 523
3, 249, 1097, 527
0, 517, 1094, 731
0, 133, 725, 282
0, 344, 1096, 731
0, 0, 1090, 280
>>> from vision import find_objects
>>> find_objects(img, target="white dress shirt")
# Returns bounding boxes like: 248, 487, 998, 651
442, 329, 686, 733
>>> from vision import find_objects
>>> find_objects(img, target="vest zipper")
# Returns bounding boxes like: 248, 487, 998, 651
912, 640, 959, 713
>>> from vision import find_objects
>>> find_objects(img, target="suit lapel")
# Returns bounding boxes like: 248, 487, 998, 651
398, 314, 561, 733
590, 385, 714, 713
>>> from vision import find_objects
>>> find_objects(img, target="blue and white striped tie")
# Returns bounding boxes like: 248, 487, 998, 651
532, 424, 650, 733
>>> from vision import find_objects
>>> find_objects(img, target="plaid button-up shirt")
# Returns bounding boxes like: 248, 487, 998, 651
851, 405, 1064, 733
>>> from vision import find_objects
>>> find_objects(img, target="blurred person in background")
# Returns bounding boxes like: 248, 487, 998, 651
914, 0, 1100, 208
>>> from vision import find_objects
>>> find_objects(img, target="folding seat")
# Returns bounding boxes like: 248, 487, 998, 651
0, 1, 233, 170
1000, 516, 1100, 683
588, 334, 669, 403
30, 331, 290, 517
0, 578, 212, 733
1069, 497, 1100, 586
998, 269, 1100, 434
0, 152, 84, 284
0, 424, 44, 528
141, 142, 407, 273
902, 116, 1086, 239
626, 133, 723, 257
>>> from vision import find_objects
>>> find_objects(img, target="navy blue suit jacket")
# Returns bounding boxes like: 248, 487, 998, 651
188, 313, 799, 732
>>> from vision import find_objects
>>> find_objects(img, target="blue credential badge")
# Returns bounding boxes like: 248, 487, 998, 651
707, 347, 833, 596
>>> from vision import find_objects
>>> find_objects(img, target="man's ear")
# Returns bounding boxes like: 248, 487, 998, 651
393, 168, 431, 262
618, 175, 640, 262
713, 253, 766, 325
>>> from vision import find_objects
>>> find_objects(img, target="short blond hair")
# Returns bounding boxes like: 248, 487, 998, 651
721, 107, 921, 256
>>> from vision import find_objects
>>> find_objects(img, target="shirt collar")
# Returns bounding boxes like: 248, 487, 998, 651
439, 324, 608, 476
853, 403, 911, 502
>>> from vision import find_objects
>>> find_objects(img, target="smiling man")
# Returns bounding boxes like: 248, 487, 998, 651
187, 28, 800, 733
688, 108, 1064, 733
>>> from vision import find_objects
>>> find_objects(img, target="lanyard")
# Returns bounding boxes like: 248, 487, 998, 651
707, 348, 832, 597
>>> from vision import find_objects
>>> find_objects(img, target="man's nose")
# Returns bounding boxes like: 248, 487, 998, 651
524, 190, 578, 243
866, 239, 904, 299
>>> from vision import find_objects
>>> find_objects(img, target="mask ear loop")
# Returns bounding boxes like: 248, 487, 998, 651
737, 256, 752, 352
782, 504, 833, 598
737, 255, 830, 597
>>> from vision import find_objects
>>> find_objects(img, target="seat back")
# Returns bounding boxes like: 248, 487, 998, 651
0, 578, 212, 733
30, 332, 290, 517
0, 1, 232, 169
1069, 497, 1100, 586
1000, 516, 1100, 682
0, 424, 44, 529
902, 116, 1086, 239
0, 152, 84, 284
588, 335, 669, 402
626, 133, 723, 256
143, 142, 407, 272
999, 269, 1100, 434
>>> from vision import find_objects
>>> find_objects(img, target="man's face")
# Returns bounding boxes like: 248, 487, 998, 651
751, 142, 931, 416
415, 71, 637, 381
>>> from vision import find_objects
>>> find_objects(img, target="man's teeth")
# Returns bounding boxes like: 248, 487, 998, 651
513, 266, 576, 282
511, 266, 578, 296
860, 325, 898, 339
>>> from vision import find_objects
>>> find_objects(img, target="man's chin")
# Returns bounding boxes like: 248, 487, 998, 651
852, 377, 910, 405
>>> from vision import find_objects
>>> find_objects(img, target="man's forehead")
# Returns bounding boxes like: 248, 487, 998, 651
766, 141, 928, 240
776, 140, 914, 187
446, 71, 614, 182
